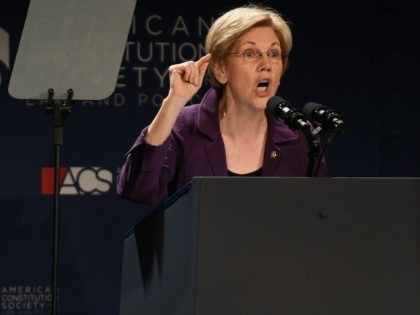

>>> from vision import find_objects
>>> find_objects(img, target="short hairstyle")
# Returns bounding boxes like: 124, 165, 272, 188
205, 4, 293, 88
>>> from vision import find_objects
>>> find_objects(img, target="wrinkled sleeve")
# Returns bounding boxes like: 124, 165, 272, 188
116, 126, 180, 204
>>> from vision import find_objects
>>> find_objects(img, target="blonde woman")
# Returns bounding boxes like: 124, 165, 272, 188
117, 5, 327, 204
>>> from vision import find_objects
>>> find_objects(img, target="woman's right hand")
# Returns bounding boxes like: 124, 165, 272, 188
166, 53, 211, 106
145, 54, 211, 146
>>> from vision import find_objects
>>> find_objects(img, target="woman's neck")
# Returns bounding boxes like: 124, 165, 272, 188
219, 102, 267, 139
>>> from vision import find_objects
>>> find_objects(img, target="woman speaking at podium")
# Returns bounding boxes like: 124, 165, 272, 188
117, 4, 327, 204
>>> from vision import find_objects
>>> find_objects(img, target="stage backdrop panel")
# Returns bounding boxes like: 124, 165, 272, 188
0, 0, 419, 314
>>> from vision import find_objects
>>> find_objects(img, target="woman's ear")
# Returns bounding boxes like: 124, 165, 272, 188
213, 62, 228, 85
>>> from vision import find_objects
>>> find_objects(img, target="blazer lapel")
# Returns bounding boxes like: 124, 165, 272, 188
196, 88, 228, 175
262, 115, 300, 175
205, 140, 227, 175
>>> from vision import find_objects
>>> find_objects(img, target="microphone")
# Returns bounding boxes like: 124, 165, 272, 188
267, 96, 321, 177
266, 96, 311, 132
302, 102, 346, 132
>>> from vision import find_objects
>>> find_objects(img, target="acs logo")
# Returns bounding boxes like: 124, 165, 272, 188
41, 167, 113, 195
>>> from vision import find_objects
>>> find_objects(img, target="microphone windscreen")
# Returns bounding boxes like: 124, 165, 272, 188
302, 102, 326, 118
266, 96, 288, 115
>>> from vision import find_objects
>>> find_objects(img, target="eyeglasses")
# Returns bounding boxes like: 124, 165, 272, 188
229, 49, 283, 63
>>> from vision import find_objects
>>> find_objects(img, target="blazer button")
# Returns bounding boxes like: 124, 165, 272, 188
270, 151, 277, 159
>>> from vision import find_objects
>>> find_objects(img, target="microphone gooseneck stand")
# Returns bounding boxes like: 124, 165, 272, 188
302, 102, 346, 177
301, 125, 321, 177
46, 88, 73, 315
311, 127, 343, 178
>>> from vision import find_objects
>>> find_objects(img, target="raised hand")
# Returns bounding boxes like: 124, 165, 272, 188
167, 53, 211, 104
145, 54, 211, 146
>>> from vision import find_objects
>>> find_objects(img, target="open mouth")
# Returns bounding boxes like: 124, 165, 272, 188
257, 79, 269, 92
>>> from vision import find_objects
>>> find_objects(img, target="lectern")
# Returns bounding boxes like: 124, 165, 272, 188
119, 177, 420, 315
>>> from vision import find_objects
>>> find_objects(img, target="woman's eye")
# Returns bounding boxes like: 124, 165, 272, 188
244, 50, 256, 58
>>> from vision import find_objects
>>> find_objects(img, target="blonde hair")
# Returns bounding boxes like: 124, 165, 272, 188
205, 4, 293, 88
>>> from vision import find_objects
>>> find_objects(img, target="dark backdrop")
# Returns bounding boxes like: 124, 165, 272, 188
0, 0, 419, 314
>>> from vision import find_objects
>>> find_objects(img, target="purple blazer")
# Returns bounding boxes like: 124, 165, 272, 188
117, 88, 327, 204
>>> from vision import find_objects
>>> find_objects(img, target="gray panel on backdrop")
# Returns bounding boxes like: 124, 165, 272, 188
8, 0, 137, 100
